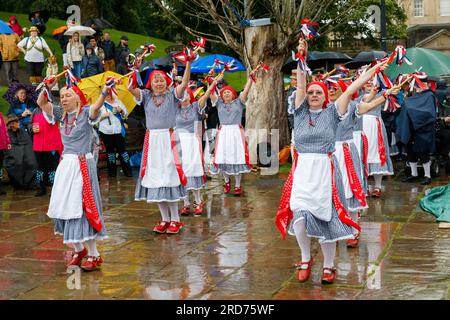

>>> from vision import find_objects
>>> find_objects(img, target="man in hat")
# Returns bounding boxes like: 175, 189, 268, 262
398, 73, 437, 185
115, 35, 130, 75
3, 114, 37, 190
17, 26, 53, 85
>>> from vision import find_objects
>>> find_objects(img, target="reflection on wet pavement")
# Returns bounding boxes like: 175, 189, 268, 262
0, 170, 449, 300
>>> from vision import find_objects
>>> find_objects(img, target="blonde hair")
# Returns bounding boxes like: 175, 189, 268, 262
59, 87, 82, 123
69, 32, 80, 44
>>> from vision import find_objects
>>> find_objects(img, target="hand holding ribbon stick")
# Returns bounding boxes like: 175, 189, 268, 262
249, 61, 270, 82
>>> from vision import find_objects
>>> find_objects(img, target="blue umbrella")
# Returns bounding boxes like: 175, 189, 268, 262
0, 20, 13, 34
191, 54, 245, 73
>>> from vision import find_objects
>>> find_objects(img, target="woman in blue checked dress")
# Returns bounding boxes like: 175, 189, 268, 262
36, 81, 110, 272
281, 39, 398, 285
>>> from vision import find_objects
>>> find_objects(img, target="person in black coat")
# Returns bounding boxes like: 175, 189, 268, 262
115, 35, 130, 75
101, 32, 116, 72
81, 43, 104, 78
398, 77, 437, 185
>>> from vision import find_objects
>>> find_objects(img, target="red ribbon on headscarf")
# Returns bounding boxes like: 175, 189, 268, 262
376, 118, 387, 167
361, 132, 369, 178
342, 143, 367, 208
78, 155, 102, 232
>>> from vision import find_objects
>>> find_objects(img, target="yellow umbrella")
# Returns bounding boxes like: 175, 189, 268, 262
78, 71, 136, 114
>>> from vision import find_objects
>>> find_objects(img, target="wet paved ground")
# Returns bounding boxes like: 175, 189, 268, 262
0, 165, 449, 300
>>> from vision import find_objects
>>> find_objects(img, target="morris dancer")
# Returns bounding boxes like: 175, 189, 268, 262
36, 78, 109, 271
209, 75, 254, 196
360, 80, 395, 197
276, 39, 397, 285
128, 60, 193, 235
328, 79, 384, 248
178, 80, 220, 216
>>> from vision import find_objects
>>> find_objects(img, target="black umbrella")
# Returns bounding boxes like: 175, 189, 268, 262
153, 52, 185, 72
345, 51, 387, 69
83, 18, 114, 30
282, 51, 352, 73
28, 9, 50, 23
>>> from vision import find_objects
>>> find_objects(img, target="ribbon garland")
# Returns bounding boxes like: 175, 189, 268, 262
383, 94, 402, 112
387, 45, 413, 66
300, 19, 320, 40
373, 68, 393, 90
409, 71, 428, 92
292, 50, 311, 75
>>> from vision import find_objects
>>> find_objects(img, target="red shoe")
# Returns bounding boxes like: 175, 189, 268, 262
321, 267, 337, 284
67, 247, 87, 267
180, 205, 191, 215
346, 233, 360, 248
223, 182, 231, 194
153, 221, 171, 234
166, 221, 183, 234
234, 187, 242, 196
193, 201, 203, 216
370, 188, 382, 198
81, 256, 103, 272
295, 258, 314, 283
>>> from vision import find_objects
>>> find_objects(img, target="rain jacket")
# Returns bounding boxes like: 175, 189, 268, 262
81, 44, 104, 78
0, 33, 20, 61
396, 90, 437, 154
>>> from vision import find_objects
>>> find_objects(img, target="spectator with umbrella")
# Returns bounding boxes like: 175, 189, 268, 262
29, 9, 48, 35
0, 26, 21, 84
7, 85, 38, 131
66, 32, 84, 78
17, 26, 53, 85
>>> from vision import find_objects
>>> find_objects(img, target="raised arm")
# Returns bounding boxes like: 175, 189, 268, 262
199, 75, 222, 110
295, 39, 307, 108
357, 86, 400, 115
37, 82, 55, 115
176, 60, 192, 99
239, 76, 253, 103
335, 60, 388, 115
90, 86, 109, 120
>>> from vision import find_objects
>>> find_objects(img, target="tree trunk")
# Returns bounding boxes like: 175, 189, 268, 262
79, 0, 99, 20
243, 25, 289, 168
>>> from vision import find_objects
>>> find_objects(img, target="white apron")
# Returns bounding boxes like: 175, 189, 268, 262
214, 125, 246, 165
334, 140, 353, 199
179, 131, 204, 177
362, 115, 381, 164
290, 153, 332, 222
47, 153, 93, 220
141, 129, 181, 188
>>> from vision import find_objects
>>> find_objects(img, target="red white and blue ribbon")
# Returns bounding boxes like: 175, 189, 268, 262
388, 45, 413, 66
215, 59, 238, 72
300, 19, 320, 40
373, 68, 392, 90
105, 76, 118, 98
173, 47, 198, 65
409, 71, 428, 92
190, 37, 206, 52
335, 65, 350, 76
383, 94, 401, 112
292, 51, 311, 75
127, 69, 143, 89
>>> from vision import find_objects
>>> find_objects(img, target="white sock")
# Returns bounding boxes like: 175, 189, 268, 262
235, 174, 242, 188
422, 161, 431, 178
157, 202, 170, 222
168, 202, 180, 222
85, 239, 99, 257
193, 190, 201, 204
349, 210, 359, 235
409, 162, 418, 177
320, 241, 336, 269
183, 196, 190, 206
72, 242, 84, 252
374, 174, 383, 189
293, 219, 311, 265
222, 172, 230, 183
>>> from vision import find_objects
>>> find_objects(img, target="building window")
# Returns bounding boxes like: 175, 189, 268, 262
414, 0, 424, 17
441, 0, 450, 16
